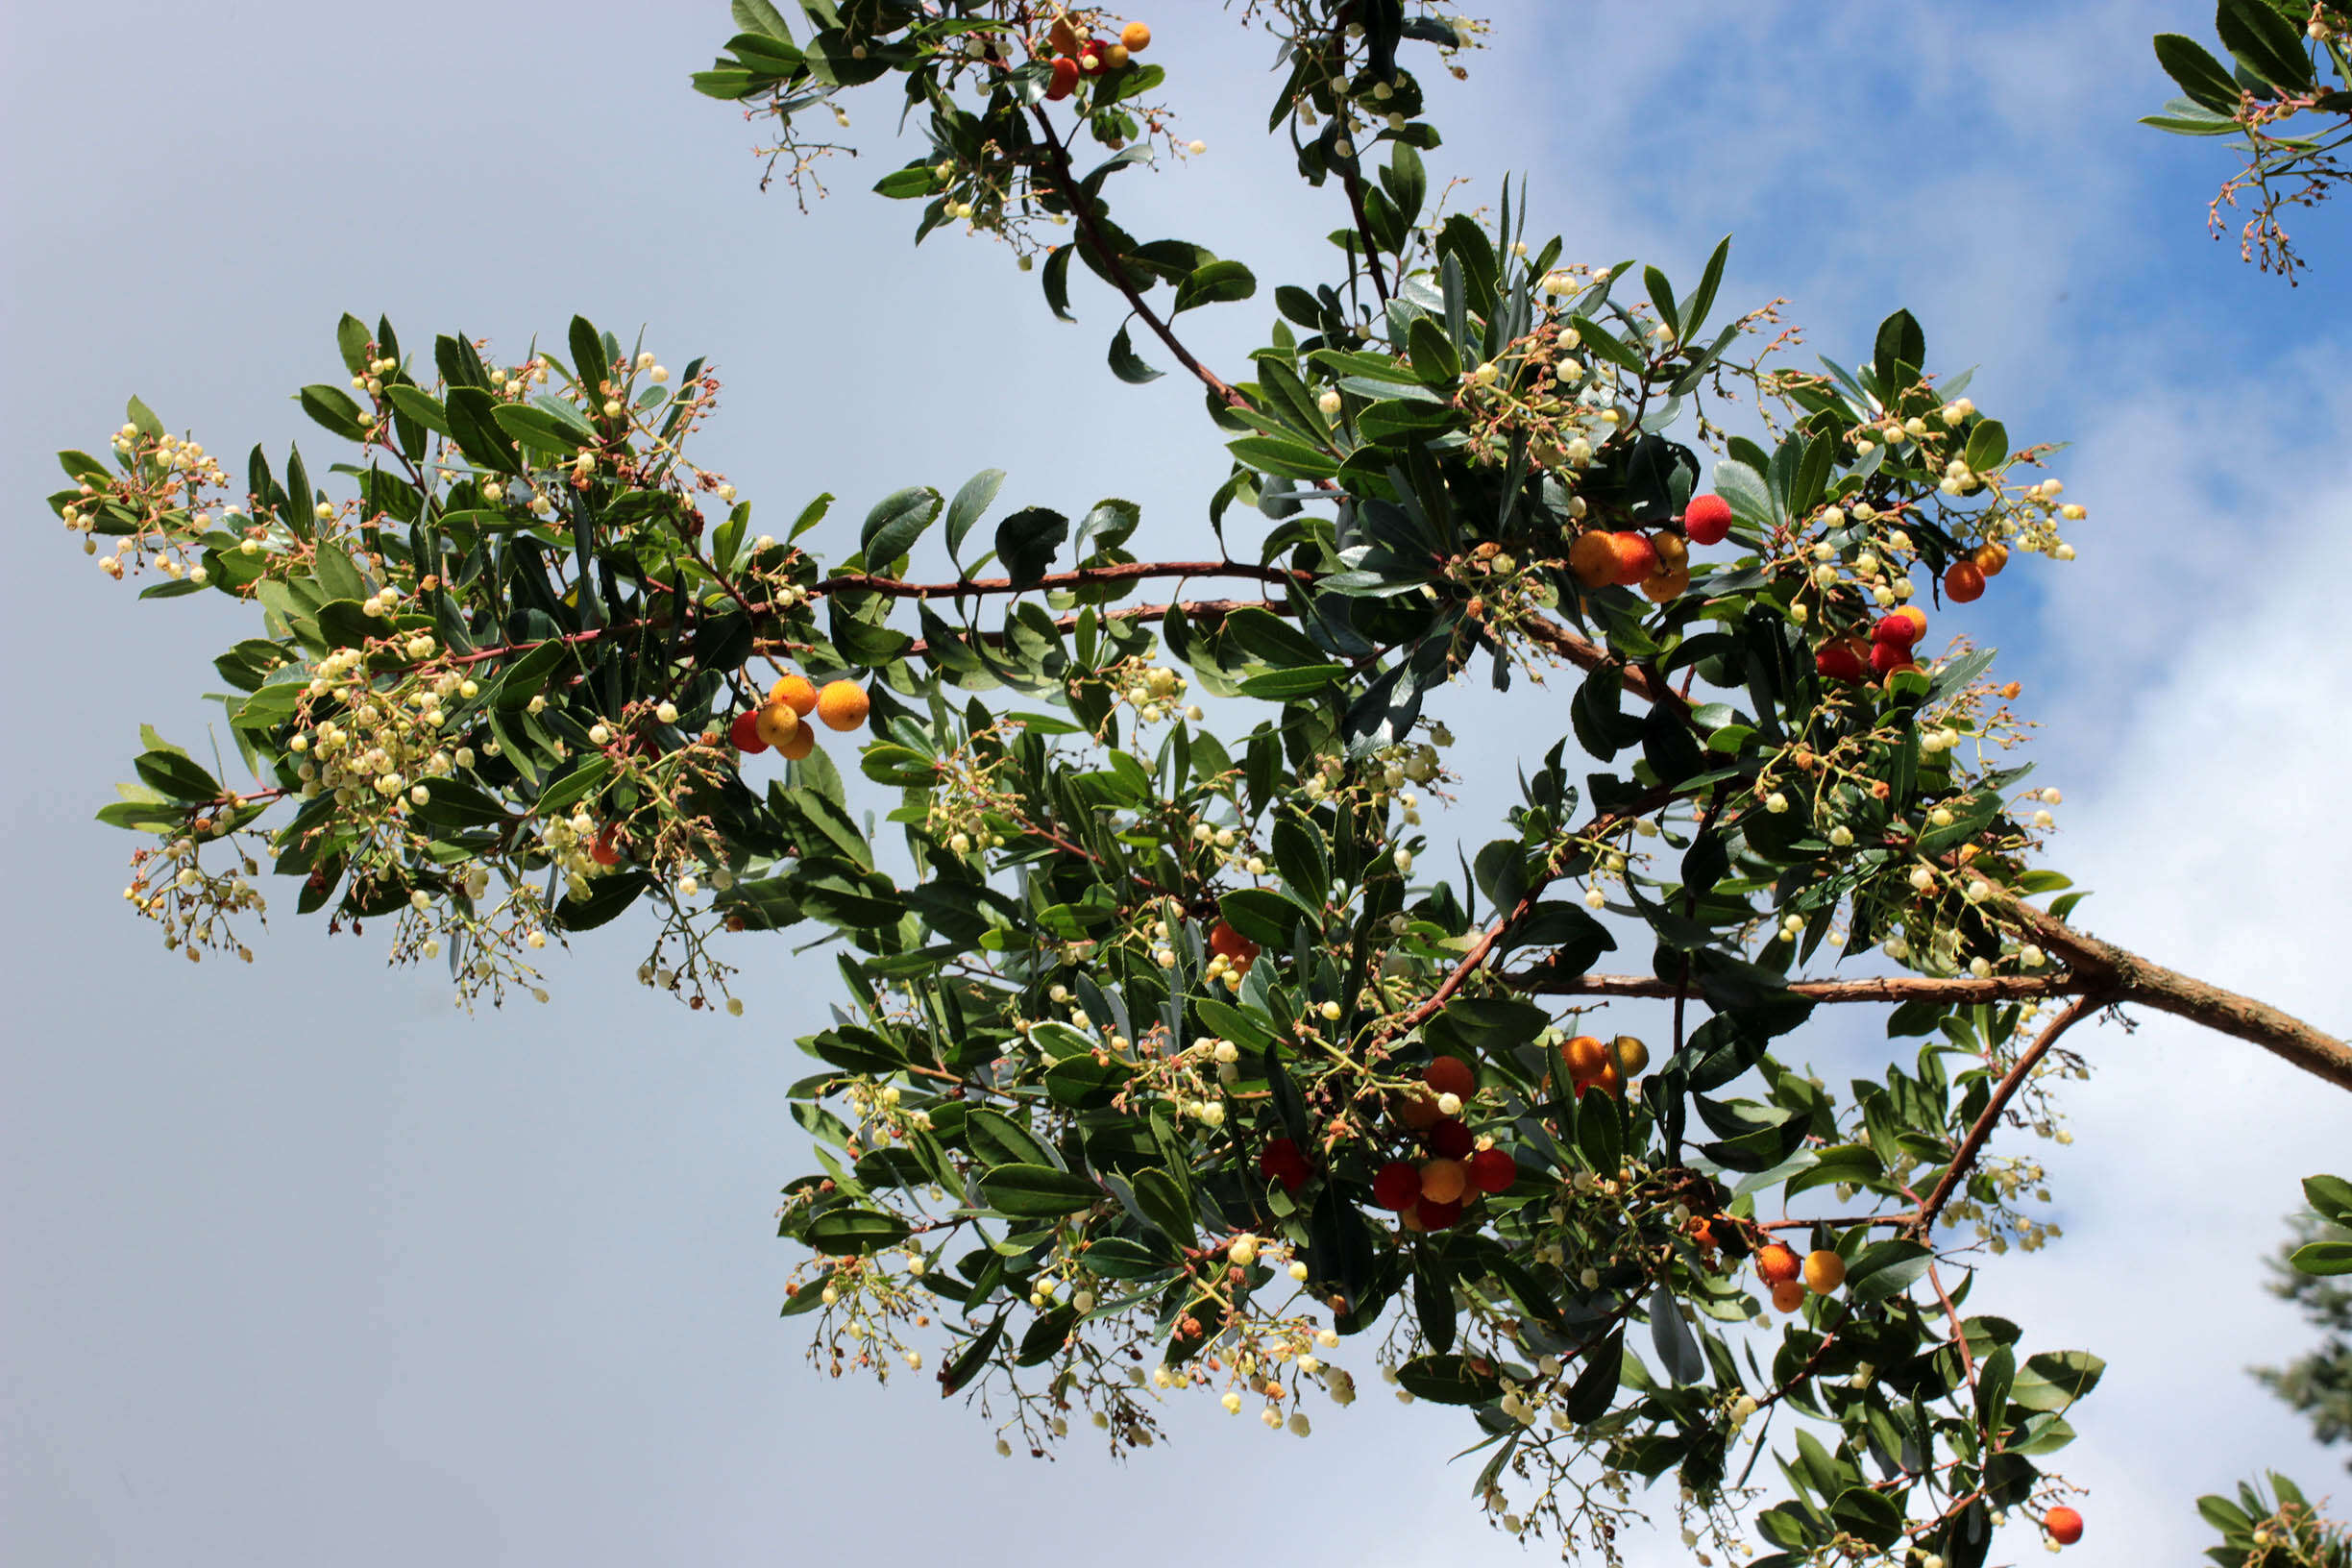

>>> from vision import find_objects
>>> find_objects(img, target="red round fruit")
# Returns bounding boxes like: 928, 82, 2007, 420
1815, 641, 1867, 683
1258, 1137, 1311, 1190
1423, 1056, 1476, 1100
2045, 1507, 2083, 1546
1428, 1118, 1475, 1161
591, 826, 623, 868
1467, 1147, 1517, 1193
1683, 493, 1733, 546
1870, 639, 1916, 676
1372, 1160, 1422, 1212
728, 708, 770, 753
1414, 1197, 1464, 1230
1873, 609, 1924, 647
1944, 559, 1987, 602
1044, 56, 1079, 99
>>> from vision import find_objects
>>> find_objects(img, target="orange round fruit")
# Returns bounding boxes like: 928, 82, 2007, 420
1770, 1279, 1808, 1313
1972, 540, 2008, 577
1802, 1248, 1846, 1294
1046, 16, 1081, 54
1944, 559, 1986, 602
728, 708, 770, 754
1424, 1056, 1476, 1100
754, 700, 800, 750
816, 679, 870, 731
778, 723, 818, 762
1561, 1035, 1608, 1080
1568, 530, 1618, 589
1396, 1090, 1442, 1132
1608, 531, 1658, 587
1755, 1242, 1801, 1286
769, 674, 819, 716
2045, 1507, 2083, 1546
1418, 1158, 1468, 1205
1574, 1061, 1623, 1100
1649, 531, 1690, 573
1120, 21, 1151, 51
1641, 564, 1691, 602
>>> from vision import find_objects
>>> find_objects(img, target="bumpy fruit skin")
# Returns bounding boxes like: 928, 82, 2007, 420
1972, 540, 2008, 577
1424, 1056, 1476, 1100
2045, 1507, 2083, 1546
1372, 1160, 1422, 1211
1683, 492, 1733, 545
1120, 20, 1151, 51
754, 700, 800, 750
1561, 1034, 1609, 1080
1755, 1241, 1802, 1286
1641, 564, 1692, 602
778, 723, 817, 762
1428, 1118, 1475, 1161
769, 674, 819, 716
1649, 531, 1690, 573
1413, 1197, 1464, 1231
1396, 1090, 1442, 1131
1802, 1248, 1847, 1293
1569, 530, 1619, 588
1419, 1158, 1468, 1205
1873, 607, 1926, 647
1770, 1279, 1808, 1312
817, 679, 870, 731
1611, 1035, 1651, 1076
1609, 531, 1658, 586
1944, 559, 1987, 602
1816, 640, 1867, 682
728, 708, 770, 753
1046, 16, 1081, 54
1044, 55, 1079, 98
1574, 1061, 1623, 1099
591, 826, 623, 868
1467, 1147, 1517, 1193
1870, 639, 1916, 676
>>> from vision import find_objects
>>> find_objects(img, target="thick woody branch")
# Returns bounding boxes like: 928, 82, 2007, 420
1509, 971, 2084, 1005
887, 597, 1272, 662
1984, 888, 2352, 1092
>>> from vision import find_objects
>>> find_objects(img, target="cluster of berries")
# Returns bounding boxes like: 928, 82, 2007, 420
1041, 17, 1150, 100
728, 671, 871, 760
1369, 1058, 1520, 1232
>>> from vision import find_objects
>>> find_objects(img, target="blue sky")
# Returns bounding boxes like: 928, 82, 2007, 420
4, 2, 2349, 1564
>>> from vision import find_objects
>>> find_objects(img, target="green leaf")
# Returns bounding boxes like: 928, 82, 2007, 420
568, 316, 610, 405
1041, 243, 1075, 322
1237, 663, 1346, 699
1228, 436, 1338, 481
1172, 258, 1257, 314
1396, 1353, 1503, 1406
805, 1208, 912, 1256
335, 313, 373, 375
1107, 323, 1164, 383
730, 0, 796, 41
1649, 1284, 1704, 1385
963, 1108, 1058, 1169
2216, 0, 2315, 90
1843, 1238, 1932, 1302
943, 468, 1005, 562
134, 748, 221, 802
1407, 314, 1460, 385
554, 870, 648, 933
413, 778, 512, 830
1130, 1167, 1195, 1239
1828, 1487, 1904, 1550
444, 387, 521, 475
994, 506, 1066, 586
384, 384, 451, 436
1219, 887, 1316, 948
1963, 418, 2008, 474
2154, 32, 2245, 112
2009, 1350, 2106, 1411
490, 403, 588, 455
861, 484, 942, 567
2301, 1173, 2352, 1225
2290, 1239, 2352, 1275
979, 1164, 1100, 1217
298, 384, 369, 441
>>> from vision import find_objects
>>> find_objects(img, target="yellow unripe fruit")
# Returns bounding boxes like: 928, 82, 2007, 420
816, 679, 870, 731
1802, 1249, 1847, 1294
1611, 1035, 1650, 1076
753, 701, 800, 749
1120, 21, 1151, 52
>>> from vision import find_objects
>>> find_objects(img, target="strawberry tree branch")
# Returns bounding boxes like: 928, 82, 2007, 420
1912, 992, 2103, 1238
